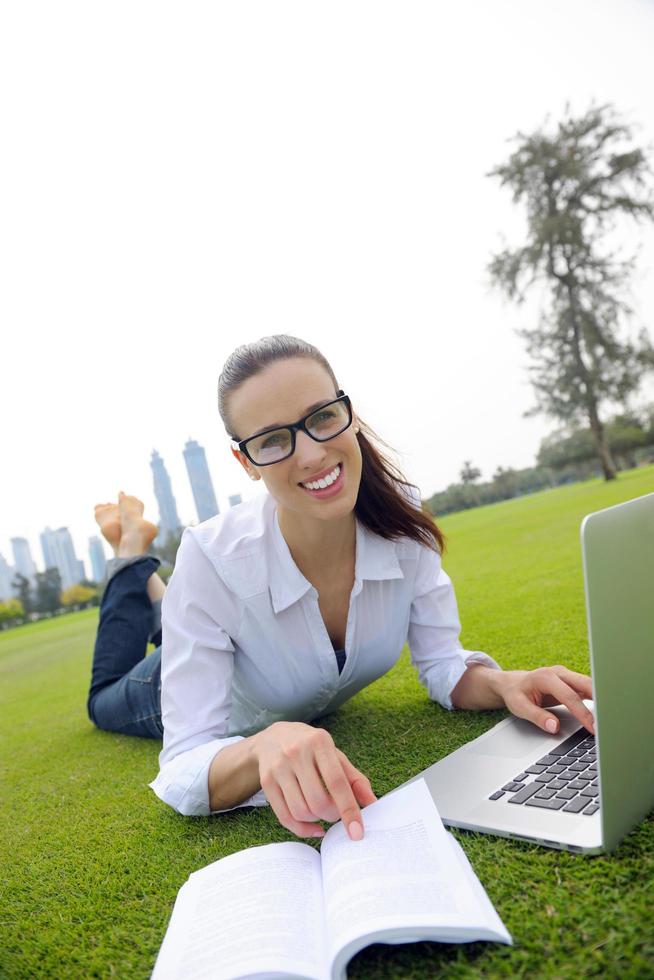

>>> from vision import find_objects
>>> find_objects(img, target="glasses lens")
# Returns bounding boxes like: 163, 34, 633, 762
246, 428, 293, 464
306, 400, 350, 441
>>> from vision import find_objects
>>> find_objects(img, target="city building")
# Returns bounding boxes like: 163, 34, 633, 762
228, 493, 242, 508
151, 449, 182, 545
89, 536, 108, 584
0, 552, 16, 601
183, 438, 219, 523
11, 537, 37, 585
40, 527, 86, 590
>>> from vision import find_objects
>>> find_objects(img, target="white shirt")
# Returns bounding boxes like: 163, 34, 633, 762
149, 490, 501, 816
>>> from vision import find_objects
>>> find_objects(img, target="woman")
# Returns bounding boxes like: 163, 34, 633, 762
88, 334, 595, 842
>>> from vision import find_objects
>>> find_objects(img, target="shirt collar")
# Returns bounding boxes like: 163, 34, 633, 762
269, 501, 404, 614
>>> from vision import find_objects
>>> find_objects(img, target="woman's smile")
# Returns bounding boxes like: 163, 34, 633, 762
298, 461, 345, 499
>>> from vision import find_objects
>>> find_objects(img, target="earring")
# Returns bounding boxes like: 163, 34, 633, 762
354, 425, 360, 433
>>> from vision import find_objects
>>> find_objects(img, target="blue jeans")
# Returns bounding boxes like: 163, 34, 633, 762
87, 556, 164, 739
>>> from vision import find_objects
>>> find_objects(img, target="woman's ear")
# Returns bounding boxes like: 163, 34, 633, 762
231, 446, 260, 481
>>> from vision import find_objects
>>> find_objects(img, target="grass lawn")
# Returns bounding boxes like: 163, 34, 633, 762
2, 466, 653, 979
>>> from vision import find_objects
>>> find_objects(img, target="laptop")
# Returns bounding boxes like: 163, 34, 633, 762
392, 490, 654, 854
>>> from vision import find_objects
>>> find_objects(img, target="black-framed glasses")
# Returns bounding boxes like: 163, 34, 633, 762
232, 391, 353, 466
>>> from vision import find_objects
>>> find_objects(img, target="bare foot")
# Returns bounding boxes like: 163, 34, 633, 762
94, 503, 122, 555
117, 491, 159, 556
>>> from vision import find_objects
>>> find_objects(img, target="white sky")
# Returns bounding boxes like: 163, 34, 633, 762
2, 0, 653, 575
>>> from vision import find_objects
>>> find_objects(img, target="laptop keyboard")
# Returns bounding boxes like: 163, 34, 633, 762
488, 728, 599, 815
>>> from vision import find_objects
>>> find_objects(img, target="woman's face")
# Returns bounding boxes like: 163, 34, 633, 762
228, 357, 362, 522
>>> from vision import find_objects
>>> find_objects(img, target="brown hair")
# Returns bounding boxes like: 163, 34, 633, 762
218, 334, 445, 554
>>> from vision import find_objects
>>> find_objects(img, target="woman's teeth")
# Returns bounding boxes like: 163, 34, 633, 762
301, 463, 341, 490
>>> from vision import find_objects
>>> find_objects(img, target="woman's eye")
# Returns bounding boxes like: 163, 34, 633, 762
262, 433, 284, 448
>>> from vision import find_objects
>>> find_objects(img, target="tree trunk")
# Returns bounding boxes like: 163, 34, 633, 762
565, 276, 617, 481
587, 400, 617, 480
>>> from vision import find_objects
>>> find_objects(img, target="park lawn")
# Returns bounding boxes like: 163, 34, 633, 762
1, 466, 653, 979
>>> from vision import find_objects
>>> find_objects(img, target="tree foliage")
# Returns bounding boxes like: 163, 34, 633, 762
61, 584, 98, 608
488, 102, 654, 480
35, 568, 62, 614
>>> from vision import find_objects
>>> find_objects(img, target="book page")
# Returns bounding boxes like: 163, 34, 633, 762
152, 842, 327, 980
320, 779, 511, 966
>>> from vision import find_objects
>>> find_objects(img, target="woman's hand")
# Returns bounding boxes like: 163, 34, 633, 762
252, 721, 377, 841
497, 665, 595, 735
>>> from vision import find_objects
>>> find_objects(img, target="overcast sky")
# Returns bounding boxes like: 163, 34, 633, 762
2, 0, 653, 575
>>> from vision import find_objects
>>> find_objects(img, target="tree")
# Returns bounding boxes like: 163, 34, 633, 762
11, 572, 34, 615
537, 428, 596, 470
488, 102, 654, 481
61, 584, 98, 609
460, 460, 481, 485
34, 567, 62, 614
0, 599, 24, 628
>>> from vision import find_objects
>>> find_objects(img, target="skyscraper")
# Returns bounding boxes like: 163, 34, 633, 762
89, 536, 108, 584
151, 449, 182, 544
228, 493, 242, 508
183, 438, 219, 523
0, 552, 15, 600
11, 537, 37, 584
40, 527, 85, 590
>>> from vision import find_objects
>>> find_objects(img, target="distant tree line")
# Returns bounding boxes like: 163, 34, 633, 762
424, 407, 654, 518
0, 567, 100, 630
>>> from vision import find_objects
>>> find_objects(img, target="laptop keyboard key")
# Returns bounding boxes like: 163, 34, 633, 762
534, 773, 554, 783
547, 765, 566, 775
583, 803, 600, 815
489, 791, 505, 800
535, 788, 557, 799
548, 730, 587, 756
556, 788, 578, 800
563, 797, 588, 813
570, 761, 589, 771
536, 755, 561, 766
579, 786, 599, 797
568, 779, 588, 790
525, 796, 566, 810
547, 779, 566, 790
501, 782, 524, 792
525, 765, 547, 775
508, 782, 540, 804
512, 772, 528, 782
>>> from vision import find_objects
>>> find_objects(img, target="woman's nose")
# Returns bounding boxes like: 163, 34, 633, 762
295, 429, 327, 469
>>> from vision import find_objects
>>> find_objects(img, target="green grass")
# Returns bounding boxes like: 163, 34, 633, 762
2, 466, 654, 979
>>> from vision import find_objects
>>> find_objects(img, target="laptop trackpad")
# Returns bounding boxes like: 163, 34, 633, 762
467, 714, 566, 758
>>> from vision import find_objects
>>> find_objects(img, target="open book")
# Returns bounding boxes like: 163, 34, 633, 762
152, 778, 512, 980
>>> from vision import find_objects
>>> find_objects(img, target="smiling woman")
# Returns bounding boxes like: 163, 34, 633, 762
86, 334, 595, 844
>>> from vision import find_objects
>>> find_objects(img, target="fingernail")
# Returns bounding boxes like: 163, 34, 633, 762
545, 719, 558, 733
348, 821, 363, 841
313, 830, 325, 838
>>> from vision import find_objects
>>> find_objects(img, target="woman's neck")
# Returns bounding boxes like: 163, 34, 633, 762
277, 506, 356, 580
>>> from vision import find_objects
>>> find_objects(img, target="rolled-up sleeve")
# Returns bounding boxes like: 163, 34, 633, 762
148, 528, 268, 817
407, 544, 501, 710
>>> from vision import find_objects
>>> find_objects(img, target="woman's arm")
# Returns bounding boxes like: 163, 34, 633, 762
207, 734, 262, 811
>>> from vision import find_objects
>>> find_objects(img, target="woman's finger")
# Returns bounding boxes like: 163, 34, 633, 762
335, 749, 378, 806
506, 670, 594, 734
313, 742, 367, 840
548, 665, 594, 701
536, 669, 595, 732
506, 689, 563, 734
261, 774, 326, 838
